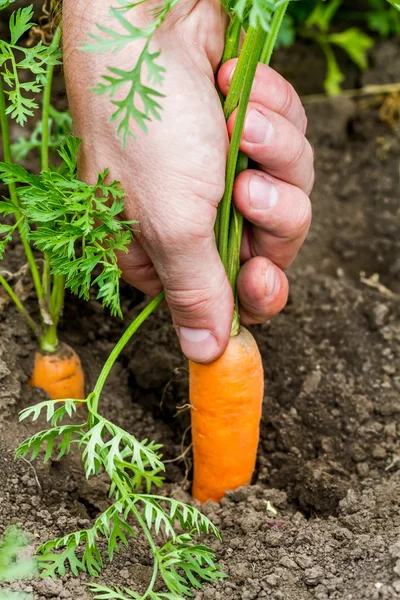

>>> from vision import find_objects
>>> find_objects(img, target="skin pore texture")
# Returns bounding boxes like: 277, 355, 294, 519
63, 0, 314, 363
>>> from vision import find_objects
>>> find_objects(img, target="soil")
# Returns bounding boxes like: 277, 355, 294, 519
1, 9, 400, 600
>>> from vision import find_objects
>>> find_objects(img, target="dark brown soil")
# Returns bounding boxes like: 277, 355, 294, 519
1, 18, 400, 600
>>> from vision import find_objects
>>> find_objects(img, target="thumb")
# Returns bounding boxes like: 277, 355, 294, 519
150, 235, 234, 364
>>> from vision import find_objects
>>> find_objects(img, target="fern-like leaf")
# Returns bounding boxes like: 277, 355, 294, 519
19, 399, 83, 426
15, 425, 84, 462
157, 533, 226, 597
83, 0, 181, 145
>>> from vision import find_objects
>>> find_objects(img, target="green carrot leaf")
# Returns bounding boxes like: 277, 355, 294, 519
0, 7, 61, 126
12, 107, 72, 162
0, 221, 16, 259
9, 6, 35, 45
328, 28, 374, 71
0, 138, 135, 318
83, 0, 181, 144
157, 533, 226, 596
15, 425, 84, 462
37, 538, 85, 578
0, 0, 15, 10
18, 399, 84, 426
233, 0, 286, 32
87, 584, 141, 600
0, 527, 37, 583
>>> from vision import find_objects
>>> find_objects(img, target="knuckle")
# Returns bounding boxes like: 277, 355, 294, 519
280, 81, 307, 132
302, 112, 308, 135
295, 194, 312, 235
275, 288, 289, 314
280, 80, 297, 121
285, 131, 307, 172
166, 286, 215, 319
145, 207, 215, 252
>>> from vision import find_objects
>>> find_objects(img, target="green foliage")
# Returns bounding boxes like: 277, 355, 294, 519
36, 502, 136, 577
0, 1, 15, 10
275, 14, 296, 48
83, 0, 181, 146
158, 534, 226, 596
233, 0, 287, 31
0, 527, 37, 600
329, 28, 374, 71
283, 0, 400, 95
19, 398, 83, 426
85, 0, 289, 144
15, 423, 84, 462
295, 0, 374, 95
0, 5, 61, 125
305, 0, 341, 31
12, 107, 72, 162
0, 528, 36, 583
0, 137, 135, 317
16, 390, 223, 598
0, 221, 18, 260
367, 0, 400, 36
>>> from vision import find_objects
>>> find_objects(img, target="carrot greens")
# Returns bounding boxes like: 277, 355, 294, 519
16, 288, 224, 599
0, 526, 37, 600
0, 4, 63, 352
0, 137, 135, 318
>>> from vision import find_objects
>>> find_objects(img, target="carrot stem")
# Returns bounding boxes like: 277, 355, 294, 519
0, 76, 45, 312
41, 27, 62, 171
218, 3, 292, 335
91, 292, 165, 410
218, 27, 264, 296
40, 26, 64, 352
215, 16, 242, 245
222, 16, 241, 64
260, 1, 291, 65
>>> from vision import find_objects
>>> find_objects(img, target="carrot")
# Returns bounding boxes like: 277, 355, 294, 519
29, 343, 85, 400
190, 327, 264, 504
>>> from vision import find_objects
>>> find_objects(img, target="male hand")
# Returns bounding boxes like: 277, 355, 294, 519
63, 0, 314, 363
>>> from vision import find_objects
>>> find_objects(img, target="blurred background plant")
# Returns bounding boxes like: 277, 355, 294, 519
0, 527, 37, 600
277, 0, 400, 94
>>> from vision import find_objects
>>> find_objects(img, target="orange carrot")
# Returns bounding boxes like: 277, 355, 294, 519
190, 327, 264, 504
30, 343, 85, 400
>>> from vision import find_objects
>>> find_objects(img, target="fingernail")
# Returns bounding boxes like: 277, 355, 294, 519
249, 175, 279, 210
266, 266, 280, 298
228, 65, 236, 82
244, 109, 274, 144
177, 327, 219, 362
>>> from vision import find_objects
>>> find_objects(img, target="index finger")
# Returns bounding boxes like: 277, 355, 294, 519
217, 60, 307, 134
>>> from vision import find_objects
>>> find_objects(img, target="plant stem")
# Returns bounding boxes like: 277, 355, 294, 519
222, 16, 241, 64
0, 76, 45, 309
218, 25, 264, 273
129, 502, 159, 599
260, 1, 291, 65
41, 27, 63, 352
223, 25, 261, 121
41, 27, 61, 171
219, 4, 292, 335
141, 558, 159, 600
226, 154, 247, 335
92, 292, 165, 409
215, 17, 242, 244
0, 274, 38, 336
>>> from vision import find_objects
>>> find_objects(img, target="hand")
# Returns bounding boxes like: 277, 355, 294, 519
63, 0, 314, 363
